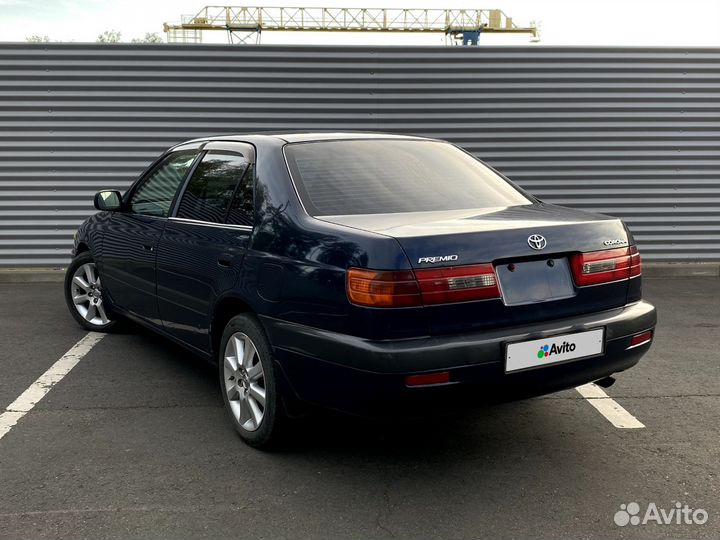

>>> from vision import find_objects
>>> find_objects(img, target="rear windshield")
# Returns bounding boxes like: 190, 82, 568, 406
284, 139, 531, 216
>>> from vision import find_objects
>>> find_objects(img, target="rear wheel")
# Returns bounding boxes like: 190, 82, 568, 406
219, 314, 286, 448
64, 252, 116, 332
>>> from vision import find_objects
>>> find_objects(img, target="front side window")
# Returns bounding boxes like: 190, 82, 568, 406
176, 152, 249, 224
130, 150, 197, 217
284, 139, 532, 216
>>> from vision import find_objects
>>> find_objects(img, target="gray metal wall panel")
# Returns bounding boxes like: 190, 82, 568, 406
1, 43, 718, 266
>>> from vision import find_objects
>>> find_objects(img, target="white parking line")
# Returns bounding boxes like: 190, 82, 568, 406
0, 332, 643, 438
576, 383, 645, 429
0, 332, 104, 441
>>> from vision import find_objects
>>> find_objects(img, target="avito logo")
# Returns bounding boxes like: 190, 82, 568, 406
537, 341, 576, 359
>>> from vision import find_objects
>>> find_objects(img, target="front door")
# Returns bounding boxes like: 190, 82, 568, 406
101, 149, 198, 324
156, 143, 255, 351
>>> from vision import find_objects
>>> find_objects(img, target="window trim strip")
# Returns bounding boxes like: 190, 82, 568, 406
168, 150, 207, 219
168, 216, 253, 231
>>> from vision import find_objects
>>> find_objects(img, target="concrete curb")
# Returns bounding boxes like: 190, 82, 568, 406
0, 263, 718, 283
0, 268, 65, 283
642, 263, 720, 278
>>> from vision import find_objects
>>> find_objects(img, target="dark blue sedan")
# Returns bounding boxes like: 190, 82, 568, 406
65, 133, 656, 448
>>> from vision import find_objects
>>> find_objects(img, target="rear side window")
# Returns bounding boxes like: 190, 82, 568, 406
130, 150, 197, 217
177, 152, 249, 223
284, 140, 531, 216
226, 163, 254, 226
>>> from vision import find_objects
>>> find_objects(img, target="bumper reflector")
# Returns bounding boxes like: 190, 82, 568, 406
628, 330, 653, 348
405, 371, 450, 387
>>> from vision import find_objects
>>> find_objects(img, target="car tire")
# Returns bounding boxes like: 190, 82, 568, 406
64, 251, 117, 332
219, 314, 287, 449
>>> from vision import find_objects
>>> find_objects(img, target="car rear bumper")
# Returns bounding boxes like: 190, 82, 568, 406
261, 300, 656, 415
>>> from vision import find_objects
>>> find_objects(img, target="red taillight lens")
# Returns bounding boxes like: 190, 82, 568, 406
629, 244, 642, 277
570, 246, 642, 286
346, 268, 421, 307
346, 264, 501, 307
414, 264, 501, 305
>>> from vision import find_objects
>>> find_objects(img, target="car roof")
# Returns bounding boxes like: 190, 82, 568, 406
183, 132, 435, 145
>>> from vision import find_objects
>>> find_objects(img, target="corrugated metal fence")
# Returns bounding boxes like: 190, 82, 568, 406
1, 43, 719, 266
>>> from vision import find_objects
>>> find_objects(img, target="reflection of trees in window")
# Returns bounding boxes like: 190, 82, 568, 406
177, 153, 249, 224
227, 164, 254, 226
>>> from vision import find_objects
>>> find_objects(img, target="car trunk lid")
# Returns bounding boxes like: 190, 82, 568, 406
322, 203, 633, 335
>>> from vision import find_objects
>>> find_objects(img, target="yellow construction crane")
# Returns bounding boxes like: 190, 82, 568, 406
163, 6, 539, 45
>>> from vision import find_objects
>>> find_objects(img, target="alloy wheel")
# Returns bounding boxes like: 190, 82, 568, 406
70, 262, 111, 326
223, 332, 266, 431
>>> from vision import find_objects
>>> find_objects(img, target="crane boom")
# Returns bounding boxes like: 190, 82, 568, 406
163, 6, 538, 44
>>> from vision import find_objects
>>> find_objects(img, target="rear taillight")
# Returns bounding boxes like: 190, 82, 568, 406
570, 245, 642, 286
346, 269, 421, 307
629, 244, 642, 277
346, 264, 500, 307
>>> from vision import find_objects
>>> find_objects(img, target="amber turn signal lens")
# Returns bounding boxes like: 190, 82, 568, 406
346, 264, 502, 307
346, 268, 421, 307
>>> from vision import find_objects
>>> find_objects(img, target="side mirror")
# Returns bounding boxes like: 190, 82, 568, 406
93, 190, 122, 212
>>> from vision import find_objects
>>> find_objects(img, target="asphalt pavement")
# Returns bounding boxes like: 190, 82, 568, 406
0, 278, 718, 539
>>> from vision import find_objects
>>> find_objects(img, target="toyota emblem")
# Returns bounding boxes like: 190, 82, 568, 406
527, 234, 547, 250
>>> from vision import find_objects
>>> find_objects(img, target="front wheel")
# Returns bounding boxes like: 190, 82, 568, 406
64, 252, 116, 332
219, 314, 286, 448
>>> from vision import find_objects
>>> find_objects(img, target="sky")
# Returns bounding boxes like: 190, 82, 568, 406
1, 0, 720, 46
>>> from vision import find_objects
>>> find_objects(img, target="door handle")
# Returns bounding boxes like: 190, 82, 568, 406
142, 243, 155, 252
217, 253, 233, 267
235, 233, 251, 246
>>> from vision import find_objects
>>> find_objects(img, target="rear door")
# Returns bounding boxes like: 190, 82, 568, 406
156, 142, 255, 352
101, 148, 199, 324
